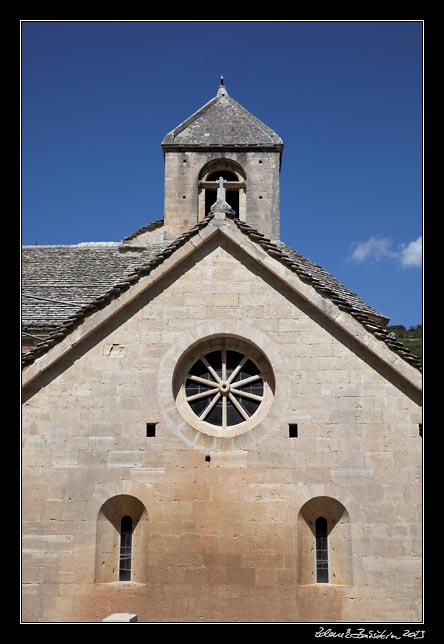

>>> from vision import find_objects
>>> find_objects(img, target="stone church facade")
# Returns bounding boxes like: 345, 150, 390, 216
22, 80, 422, 623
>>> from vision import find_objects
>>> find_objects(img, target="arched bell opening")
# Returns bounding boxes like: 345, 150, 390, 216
198, 159, 246, 221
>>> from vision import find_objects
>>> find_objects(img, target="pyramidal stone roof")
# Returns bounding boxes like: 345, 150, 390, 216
22, 215, 422, 372
162, 79, 283, 150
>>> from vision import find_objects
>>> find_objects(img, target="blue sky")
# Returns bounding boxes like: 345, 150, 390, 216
21, 21, 422, 327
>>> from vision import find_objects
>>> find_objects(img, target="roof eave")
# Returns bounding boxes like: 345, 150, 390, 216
22, 214, 422, 387
161, 143, 283, 153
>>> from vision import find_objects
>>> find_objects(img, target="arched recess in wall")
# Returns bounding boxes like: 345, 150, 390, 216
95, 494, 148, 584
198, 158, 246, 221
297, 496, 352, 586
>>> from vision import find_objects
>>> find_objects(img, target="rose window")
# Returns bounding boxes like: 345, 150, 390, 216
184, 349, 265, 428
174, 338, 275, 437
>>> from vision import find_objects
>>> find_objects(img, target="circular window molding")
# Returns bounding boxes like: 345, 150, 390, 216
174, 337, 275, 438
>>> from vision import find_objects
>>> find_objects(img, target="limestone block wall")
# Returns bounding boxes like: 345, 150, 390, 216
22, 239, 421, 622
163, 151, 280, 240
124, 226, 165, 245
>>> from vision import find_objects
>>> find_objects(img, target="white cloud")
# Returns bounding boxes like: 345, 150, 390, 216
399, 236, 422, 268
349, 236, 396, 263
348, 235, 422, 269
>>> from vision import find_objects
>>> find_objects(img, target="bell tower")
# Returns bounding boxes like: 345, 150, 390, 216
161, 78, 284, 240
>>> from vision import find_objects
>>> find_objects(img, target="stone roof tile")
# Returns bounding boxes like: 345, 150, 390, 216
22, 216, 422, 372
22, 244, 167, 330
162, 84, 283, 149
275, 242, 388, 324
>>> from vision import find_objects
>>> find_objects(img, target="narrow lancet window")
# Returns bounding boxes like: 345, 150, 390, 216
119, 515, 133, 581
315, 517, 329, 583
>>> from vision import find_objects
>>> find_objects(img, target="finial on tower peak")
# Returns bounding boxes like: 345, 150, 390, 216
217, 75, 228, 97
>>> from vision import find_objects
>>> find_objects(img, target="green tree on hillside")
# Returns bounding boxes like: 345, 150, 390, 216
386, 324, 422, 359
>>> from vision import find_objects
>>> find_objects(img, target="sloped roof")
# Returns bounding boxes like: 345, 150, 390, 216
21, 216, 422, 373
122, 219, 164, 242
162, 83, 283, 150
275, 242, 388, 324
22, 243, 168, 331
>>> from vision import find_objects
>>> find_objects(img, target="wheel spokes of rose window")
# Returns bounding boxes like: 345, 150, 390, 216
230, 374, 261, 389
200, 391, 221, 420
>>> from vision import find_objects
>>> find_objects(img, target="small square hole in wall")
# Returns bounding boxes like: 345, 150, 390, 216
182, 195, 186, 199
289, 424, 298, 438
259, 195, 263, 200
146, 423, 157, 437
258, 160, 263, 164
419, 423, 422, 438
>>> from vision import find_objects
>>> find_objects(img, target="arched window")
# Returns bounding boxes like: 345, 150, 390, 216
95, 495, 148, 584
315, 517, 329, 583
198, 159, 246, 221
297, 496, 352, 586
119, 515, 133, 582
